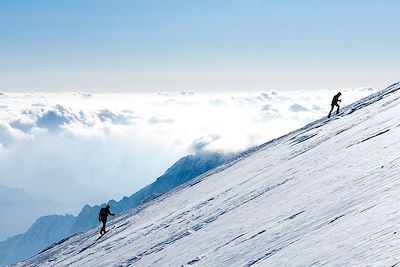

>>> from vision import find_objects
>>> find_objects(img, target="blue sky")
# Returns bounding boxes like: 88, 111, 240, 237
1, 0, 399, 91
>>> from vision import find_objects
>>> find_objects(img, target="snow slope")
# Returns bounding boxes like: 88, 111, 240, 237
15, 82, 400, 266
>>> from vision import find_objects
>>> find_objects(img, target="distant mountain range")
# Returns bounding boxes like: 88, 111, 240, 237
0, 151, 233, 266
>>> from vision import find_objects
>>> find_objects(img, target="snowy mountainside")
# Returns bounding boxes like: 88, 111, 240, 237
0, 152, 231, 266
16, 82, 400, 266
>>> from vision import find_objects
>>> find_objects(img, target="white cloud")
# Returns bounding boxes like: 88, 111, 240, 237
148, 117, 174, 124
289, 103, 309, 112
97, 109, 135, 125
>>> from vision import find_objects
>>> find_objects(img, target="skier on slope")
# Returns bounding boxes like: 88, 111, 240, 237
98, 205, 115, 235
328, 92, 342, 118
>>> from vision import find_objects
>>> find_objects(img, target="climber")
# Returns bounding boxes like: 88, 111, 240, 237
98, 205, 115, 235
328, 92, 342, 118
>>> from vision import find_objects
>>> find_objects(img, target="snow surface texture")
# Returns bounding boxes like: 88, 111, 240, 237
15, 82, 400, 266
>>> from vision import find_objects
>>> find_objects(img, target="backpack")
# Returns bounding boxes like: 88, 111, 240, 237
99, 207, 108, 218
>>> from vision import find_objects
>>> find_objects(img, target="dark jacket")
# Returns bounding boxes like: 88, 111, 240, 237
98, 207, 114, 221
331, 94, 341, 105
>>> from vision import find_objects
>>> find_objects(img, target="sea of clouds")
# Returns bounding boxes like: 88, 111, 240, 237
0, 87, 376, 239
